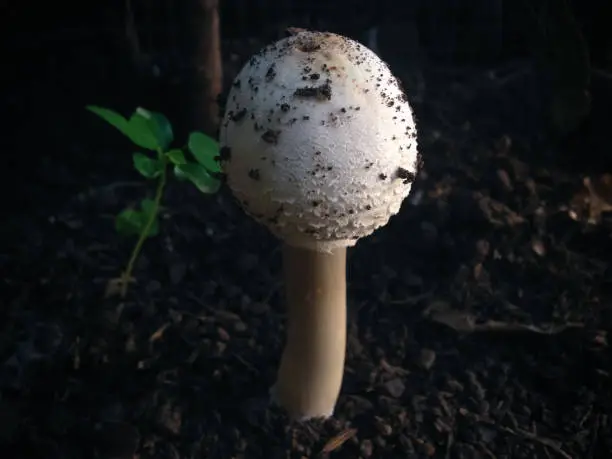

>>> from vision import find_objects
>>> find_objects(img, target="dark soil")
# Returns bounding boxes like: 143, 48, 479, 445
3, 28, 612, 459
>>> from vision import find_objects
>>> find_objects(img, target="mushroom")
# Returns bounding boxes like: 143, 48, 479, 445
219, 30, 421, 420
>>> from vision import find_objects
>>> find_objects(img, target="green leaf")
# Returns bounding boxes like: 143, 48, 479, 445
126, 110, 161, 150
114, 200, 160, 238
188, 132, 221, 173
87, 105, 161, 150
87, 105, 175, 151
115, 209, 146, 237
133, 152, 162, 178
140, 198, 157, 216
86, 106, 130, 136
133, 107, 174, 151
165, 149, 187, 165
174, 163, 220, 193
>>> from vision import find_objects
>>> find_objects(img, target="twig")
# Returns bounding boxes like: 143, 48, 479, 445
389, 291, 433, 305
74, 182, 143, 205
423, 301, 584, 335
479, 444, 498, 459
459, 409, 573, 459
587, 413, 600, 459
497, 425, 573, 459
445, 431, 454, 459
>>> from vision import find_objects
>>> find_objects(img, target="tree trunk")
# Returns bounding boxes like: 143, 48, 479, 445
195, 0, 223, 137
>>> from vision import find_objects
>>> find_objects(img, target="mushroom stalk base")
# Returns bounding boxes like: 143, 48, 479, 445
272, 244, 347, 421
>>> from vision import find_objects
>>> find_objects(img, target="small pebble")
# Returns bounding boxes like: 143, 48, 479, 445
360, 439, 373, 458
214, 341, 227, 355
496, 168, 513, 191
374, 417, 392, 436
217, 327, 230, 341
383, 378, 405, 398
420, 441, 436, 456
418, 349, 436, 370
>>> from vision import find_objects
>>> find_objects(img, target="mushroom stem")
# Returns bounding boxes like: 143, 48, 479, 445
272, 243, 347, 420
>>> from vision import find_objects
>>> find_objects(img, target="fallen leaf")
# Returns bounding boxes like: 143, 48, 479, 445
149, 323, 171, 342
319, 428, 357, 455
531, 238, 546, 256
423, 300, 583, 334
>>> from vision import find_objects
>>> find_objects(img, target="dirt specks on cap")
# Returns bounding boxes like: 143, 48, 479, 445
265, 64, 277, 82
295, 34, 322, 53
396, 167, 416, 184
248, 169, 261, 181
230, 108, 247, 123
293, 82, 332, 101
261, 129, 280, 144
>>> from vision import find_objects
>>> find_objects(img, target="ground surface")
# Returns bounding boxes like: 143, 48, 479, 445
3, 31, 612, 459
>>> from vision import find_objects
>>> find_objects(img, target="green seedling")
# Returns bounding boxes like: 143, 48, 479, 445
86, 105, 221, 297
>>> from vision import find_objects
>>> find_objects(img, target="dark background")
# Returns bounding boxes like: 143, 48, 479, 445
2, 1, 612, 458
3, 0, 611, 214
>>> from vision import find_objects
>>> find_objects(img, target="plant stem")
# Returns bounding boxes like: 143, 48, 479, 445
120, 156, 168, 297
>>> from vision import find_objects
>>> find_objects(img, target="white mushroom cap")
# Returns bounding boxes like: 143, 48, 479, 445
219, 31, 420, 252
